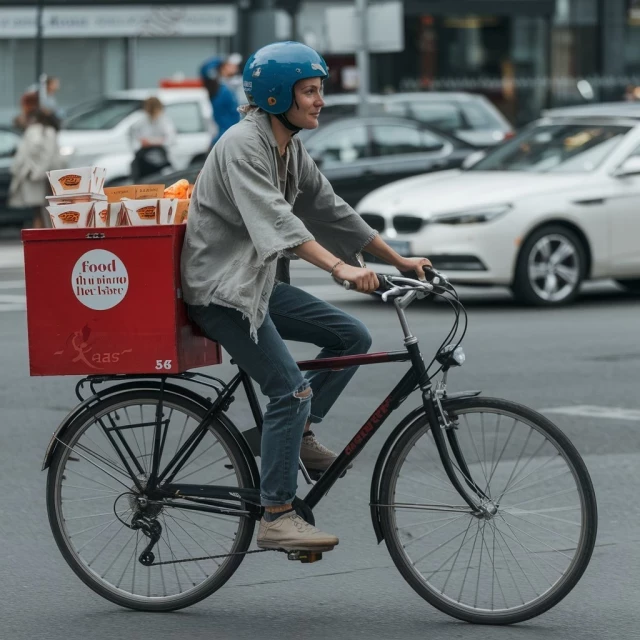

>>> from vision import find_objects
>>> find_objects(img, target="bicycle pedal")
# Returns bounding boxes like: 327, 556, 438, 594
286, 549, 331, 563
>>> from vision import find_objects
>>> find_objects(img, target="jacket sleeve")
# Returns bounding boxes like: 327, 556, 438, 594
224, 157, 315, 265
293, 143, 377, 265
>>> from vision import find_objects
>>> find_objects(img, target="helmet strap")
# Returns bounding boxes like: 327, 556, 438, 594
275, 112, 302, 134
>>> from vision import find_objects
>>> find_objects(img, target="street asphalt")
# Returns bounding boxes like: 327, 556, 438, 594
1, 243, 639, 640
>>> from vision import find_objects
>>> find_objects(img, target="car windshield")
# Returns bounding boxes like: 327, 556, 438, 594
64, 99, 142, 131
469, 122, 631, 173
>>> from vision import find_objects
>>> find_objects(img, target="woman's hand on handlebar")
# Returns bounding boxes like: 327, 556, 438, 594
333, 263, 379, 293
396, 257, 433, 280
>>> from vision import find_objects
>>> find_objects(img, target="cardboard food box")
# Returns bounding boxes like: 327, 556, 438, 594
108, 203, 125, 227
47, 202, 96, 229
47, 167, 106, 196
47, 193, 108, 206
93, 201, 110, 228
176, 200, 190, 224
158, 198, 178, 225
104, 184, 165, 203
122, 199, 158, 226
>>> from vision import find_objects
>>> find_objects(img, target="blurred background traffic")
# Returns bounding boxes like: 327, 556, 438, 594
2, 0, 640, 306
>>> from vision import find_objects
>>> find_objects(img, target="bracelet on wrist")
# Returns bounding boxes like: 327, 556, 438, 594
330, 260, 345, 277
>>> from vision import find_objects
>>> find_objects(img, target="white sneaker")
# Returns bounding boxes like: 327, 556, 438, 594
301, 430, 352, 472
257, 512, 339, 551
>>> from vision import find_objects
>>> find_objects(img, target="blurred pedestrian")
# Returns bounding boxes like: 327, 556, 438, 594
130, 96, 176, 180
200, 53, 242, 145
12, 90, 39, 132
8, 109, 66, 228
40, 76, 65, 120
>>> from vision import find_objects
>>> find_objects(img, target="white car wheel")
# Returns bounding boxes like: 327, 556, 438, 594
513, 226, 586, 306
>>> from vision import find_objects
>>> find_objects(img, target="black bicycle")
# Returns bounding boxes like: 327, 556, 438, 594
44, 268, 597, 624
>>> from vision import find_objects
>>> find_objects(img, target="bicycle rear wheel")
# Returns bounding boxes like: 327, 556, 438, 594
47, 389, 256, 611
379, 397, 597, 624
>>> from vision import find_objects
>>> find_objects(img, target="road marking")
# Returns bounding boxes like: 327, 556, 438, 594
541, 405, 640, 421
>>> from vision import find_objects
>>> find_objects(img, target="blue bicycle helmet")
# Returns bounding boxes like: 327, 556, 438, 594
243, 41, 328, 121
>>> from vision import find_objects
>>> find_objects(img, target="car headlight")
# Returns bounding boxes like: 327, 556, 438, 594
431, 204, 512, 225
59, 146, 75, 157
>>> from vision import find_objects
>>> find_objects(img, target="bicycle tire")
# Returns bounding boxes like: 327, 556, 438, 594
379, 396, 597, 625
47, 389, 256, 612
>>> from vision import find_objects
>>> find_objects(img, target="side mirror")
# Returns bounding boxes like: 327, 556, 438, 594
614, 156, 640, 177
462, 150, 486, 170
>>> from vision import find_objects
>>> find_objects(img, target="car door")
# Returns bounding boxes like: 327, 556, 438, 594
0, 129, 20, 209
607, 143, 640, 276
304, 123, 377, 206
163, 101, 210, 170
369, 123, 454, 186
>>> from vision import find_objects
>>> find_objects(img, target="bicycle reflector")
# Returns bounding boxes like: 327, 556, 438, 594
436, 344, 466, 368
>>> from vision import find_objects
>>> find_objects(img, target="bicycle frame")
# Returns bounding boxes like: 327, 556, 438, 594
73, 293, 487, 520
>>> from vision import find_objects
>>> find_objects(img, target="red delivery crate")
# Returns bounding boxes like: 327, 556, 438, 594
22, 225, 222, 376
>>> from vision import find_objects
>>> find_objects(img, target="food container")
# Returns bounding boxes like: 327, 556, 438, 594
104, 184, 165, 203
22, 225, 222, 375
176, 200, 190, 224
93, 201, 110, 228
47, 202, 96, 228
158, 198, 178, 225
46, 193, 108, 206
47, 167, 106, 196
122, 199, 158, 226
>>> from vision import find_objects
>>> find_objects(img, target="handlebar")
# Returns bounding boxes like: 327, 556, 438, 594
340, 266, 452, 301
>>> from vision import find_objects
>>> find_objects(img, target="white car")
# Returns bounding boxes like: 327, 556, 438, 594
59, 89, 214, 185
356, 104, 640, 306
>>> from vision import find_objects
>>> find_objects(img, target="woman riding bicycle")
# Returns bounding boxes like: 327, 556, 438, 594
181, 41, 431, 552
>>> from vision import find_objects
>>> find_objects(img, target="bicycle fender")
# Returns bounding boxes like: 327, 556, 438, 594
369, 390, 481, 543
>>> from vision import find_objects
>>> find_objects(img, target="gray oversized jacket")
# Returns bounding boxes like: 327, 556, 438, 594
180, 109, 377, 339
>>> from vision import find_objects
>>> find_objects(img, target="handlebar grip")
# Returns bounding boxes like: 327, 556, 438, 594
341, 273, 391, 293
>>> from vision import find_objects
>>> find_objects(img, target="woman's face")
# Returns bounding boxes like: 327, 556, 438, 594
286, 78, 325, 129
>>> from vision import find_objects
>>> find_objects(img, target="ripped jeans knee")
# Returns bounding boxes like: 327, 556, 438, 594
293, 381, 313, 412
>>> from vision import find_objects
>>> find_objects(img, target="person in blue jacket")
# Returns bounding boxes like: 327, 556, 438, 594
200, 53, 242, 146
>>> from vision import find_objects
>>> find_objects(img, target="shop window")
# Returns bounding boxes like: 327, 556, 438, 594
164, 102, 206, 134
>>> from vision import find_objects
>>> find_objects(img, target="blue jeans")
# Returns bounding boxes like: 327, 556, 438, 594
188, 282, 372, 506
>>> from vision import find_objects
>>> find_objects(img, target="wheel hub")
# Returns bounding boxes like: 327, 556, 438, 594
127, 474, 163, 518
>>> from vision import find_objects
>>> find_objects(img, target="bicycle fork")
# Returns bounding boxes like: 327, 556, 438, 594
394, 293, 491, 517
422, 389, 493, 517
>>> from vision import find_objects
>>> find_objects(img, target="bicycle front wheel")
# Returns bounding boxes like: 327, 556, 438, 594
379, 397, 597, 624
47, 389, 256, 611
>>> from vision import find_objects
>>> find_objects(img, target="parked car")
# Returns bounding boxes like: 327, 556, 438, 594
141, 115, 475, 208
356, 105, 640, 306
321, 92, 514, 148
299, 115, 475, 206
59, 89, 214, 186
0, 126, 32, 226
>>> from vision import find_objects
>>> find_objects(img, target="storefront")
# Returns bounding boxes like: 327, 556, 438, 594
0, 3, 237, 124
299, 0, 640, 125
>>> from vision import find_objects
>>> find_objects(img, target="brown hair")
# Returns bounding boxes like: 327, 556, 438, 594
143, 97, 164, 118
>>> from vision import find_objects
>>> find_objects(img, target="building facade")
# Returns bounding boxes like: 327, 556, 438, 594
2, 0, 640, 126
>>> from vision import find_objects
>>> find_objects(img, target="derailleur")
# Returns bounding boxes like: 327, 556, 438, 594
131, 513, 162, 566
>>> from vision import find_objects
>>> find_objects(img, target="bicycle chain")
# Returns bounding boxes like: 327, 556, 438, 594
150, 548, 273, 566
